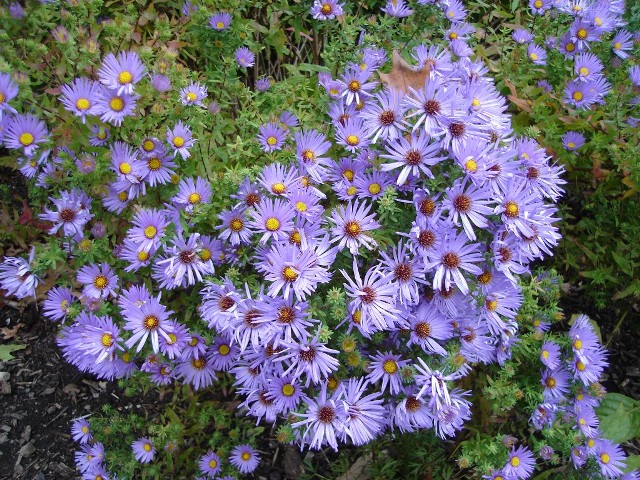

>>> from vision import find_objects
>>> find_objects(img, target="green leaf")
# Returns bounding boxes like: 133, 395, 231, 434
0, 343, 26, 361
625, 455, 640, 473
596, 393, 640, 444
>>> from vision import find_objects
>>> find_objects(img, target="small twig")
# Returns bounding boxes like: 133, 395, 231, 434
605, 309, 629, 349
43, 406, 69, 428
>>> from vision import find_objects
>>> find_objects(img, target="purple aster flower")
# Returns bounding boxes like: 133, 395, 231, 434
444, 0, 467, 21
541, 368, 571, 402
378, 240, 427, 305
280, 111, 299, 128
341, 259, 399, 335
353, 169, 391, 200
450, 39, 473, 58
200, 278, 241, 331
0, 251, 40, 299
360, 89, 406, 143
217, 206, 253, 245
596, 439, 626, 478
366, 351, 408, 394
209, 11, 232, 31
40, 189, 93, 238
173, 176, 212, 211
287, 186, 324, 220
266, 374, 307, 413
380, 131, 443, 185
75, 314, 124, 364
209, 334, 239, 371
120, 238, 154, 272
235, 47, 255, 68
382, 0, 413, 17
630, 66, 640, 88
504, 445, 535, 479
71, 418, 92, 444
180, 81, 207, 107
574, 53, 603, 82
98, 51, 146, 95
229, 444, 260, 474
75, 442, 105, 473
142, 148, 176, 187
182, 0, 197, 16
570, 20, 598, 51
0, 72, 18, 118
8, 2, 24, 19
60, 78, 101, 124
575, 406, 599, 437
335, 117, 371, 153
177, 349, 218, 390
276, 334, 340, 386
127, 208, 169, 253
159, 233, 215, 287
426, 230, 483, 295
394, 390, 434, 432
530, 0, 552, 14
612, 29, 633, 59
263, 242, 329, 301
340, 65, 377, 106
562, 131, 585, 152
311, 0, 344, 20
123, 294, 173, 353
341, 378, 386, 445
43, 286, 74, 321
328, 200, 380, 255
407, 301, 454, 355
131, 438, 155, 463
258, 295, 316, 346
494, 178, 542, 239
166, 121, 195, 159
443, 179, 493, 241
89, 125, 110, 146
199, 450, 222, 477
256, 77, 271, 92
258, 162, 300, 196
110, 141, 145, 184
77, 263, 118, 300
258, 122, 287, 152
295, 129, 332, 182
150, 73, 171, 92
527, 44, 547, 65
446, 22, 475, 42
4, 113, 48, 156
249, 197, 295, 244
293, 384, 345, 451
95, 87, 139, 126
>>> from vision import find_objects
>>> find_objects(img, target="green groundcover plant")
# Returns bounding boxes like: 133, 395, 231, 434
0, 0, 638, 479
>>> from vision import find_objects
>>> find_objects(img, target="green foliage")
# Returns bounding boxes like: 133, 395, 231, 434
0, 343, 26, 360
596, 393, 640, 444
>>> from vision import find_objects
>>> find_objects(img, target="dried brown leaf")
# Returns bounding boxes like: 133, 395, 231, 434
378, 50, 430, 94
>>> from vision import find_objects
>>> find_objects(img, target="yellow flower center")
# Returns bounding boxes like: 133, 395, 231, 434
383, 359, 398, 374
573, 91, 583, 101
465, 159, 477, 172
241, 452, 251, 461
199, 248, 211, 261
566, 42, 575, 52
97, 131, 107, 140
282, 384, 295, 396
567, 142, 575, 149
142, 140, 155, 152
573, 339, 583, 350
118, 71, 133, 85
148, 157, 161, 170
282, 266, 298, 282
486, 299, 498, 311
614, 42, 621, 50
587, 438, 595, 447
449, 32, 458, 40
577, 29, 587, 40
347, 186, 357, 196
594, 17, 602, 26
142, 443, 152, 452
110, 97, 124, 111
295, 201, 307, 212
576, 360, 586, 371
472, 98, 480, 107
600, 453, 610, 464
137, 251, 149, 261
346, 134, 359, 146
349, 80, 360, 91
76, 98, 90, 110
267, 136, 278, 146
144, 315, 159, 330
505, 201, 519, 217
188, 193, 201, 204
0, 92, 4, 103
101, 333, 114, 347
272, 182, 286, 194
173, 136, 185, 148
216, 21, 225, 28
534, 0, 542, 7
94, 275, 108, 289
167, 333, 177, 344
266, 217, 280, 231
19, 133, 34, 146
144, 225, 157, 239
186, 92, 197, 102
579, 67, 589, 76
119, 162, 131, 175
219, 344, 230, 355
541, 350, 549, 359
321, 3, 332, 14
81, 426, 89, 434
510, 456, 520, 467
230, 218, 244, 232
546, 377, 556, 388
343, 169, 354, 181
368, 183, 381, 195
118, 191, 129, 201
530, 53, 538, 61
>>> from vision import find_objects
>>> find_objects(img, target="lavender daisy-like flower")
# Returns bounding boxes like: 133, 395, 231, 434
574, 53, 603, 82
444, 0, 467, 21
341, 259, 399, 335
527, 44, 547, 65
504, 445, 535, 479
249, 197, 295, 244
4, 113, 48, 156
131, 438, 155, 463
71, 418, 92, 444
311, 0, 344, 20
541, 368, 571, 402
229, 444, 260, 474
366, 351, 408, 395
127, 208, 169, 253
180, 81, 207, 107
381, 132, 444, 185
0, 72, 18, 118
95, 87, 139, 126
512, 28, 534, 44
77, 263, 118, 300
407, 301, 454, 355
443, 179, 493, 241
199, 450, 222, 477
562, 131, 585, 152
0, 252, 40, 299
43, 286, 74, 321
382, 0, 413, 17
328, 200, 380, 255
612, 29, 633, 59
426, 230, 483, 295
217, 206, 253, 246
177, 349, 217, 390
360, 89, 407, 143
166, 121, 195, 159
150, 73, 171, 92
173, 176, 212, 212
159, 233, 214, 287
595, 439, 627, 478
293, 384, 345, 450
98, 51, 146, 95
123, 295, 173, 353
258, 122, 287, 152
256, 77, 271, 92
235, 47, 255, 68
266, 375, 307, 412
335, 117, 371, 153
89, 125, 110, 146
276, 335, 340, 386
59, 78, 101, 123
295, 129, 333, 182
340, 65, 377, 106
209, 11, 232, 30
341, 378, 386, 445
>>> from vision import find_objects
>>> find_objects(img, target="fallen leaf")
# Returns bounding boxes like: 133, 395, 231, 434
63, 383, 80, 402
0, 344, 26, 361
1, 323, 23, 340
378, 50, 430, 94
